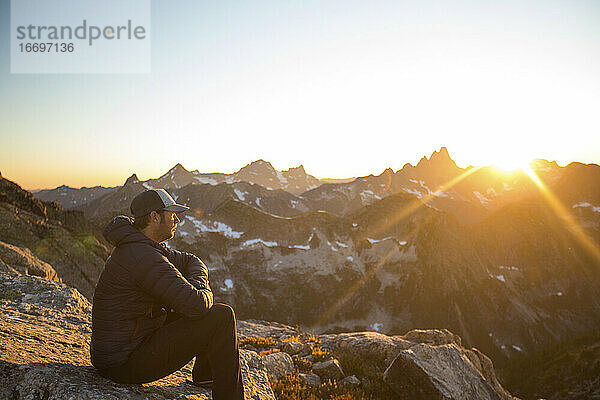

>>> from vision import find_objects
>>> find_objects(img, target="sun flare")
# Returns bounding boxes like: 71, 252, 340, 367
491, 157, 533, 173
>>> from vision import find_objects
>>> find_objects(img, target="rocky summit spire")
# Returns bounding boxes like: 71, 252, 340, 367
431, 146, 451, 161
418, 147, 458, 170
169, 163, 188, 173
381, 167, 394, 176
123, 174, 139, 186
243, 159, 275, 172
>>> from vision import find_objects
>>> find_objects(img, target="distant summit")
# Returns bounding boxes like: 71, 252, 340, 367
412, 147, 459, 172
139, 160, 321, 195
428, 146, 457, 168
236, 160, 277, 180
123, 174, 140, 186
32, 148, 587, 221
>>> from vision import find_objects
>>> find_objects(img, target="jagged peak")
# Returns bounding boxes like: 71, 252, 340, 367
240, 159, 276, 172
374, 168, 394, 180
416, 156, 428, 167
251, 159, 273, 166
124, 174, 139, 186
432, 146, 451, 159
167, 163, 189, 174
284, 164, 307, 175
154, 163, 192, 183
531, 159, 559, 169
416, 147, 458, 169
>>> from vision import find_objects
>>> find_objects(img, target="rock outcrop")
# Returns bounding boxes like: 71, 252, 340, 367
0, 240, 58, 281
0, 176, 108, 300
320, 329, 518, 400
0, 272, 276, 400
0, 271, 520, 400
383, 342, 513, 400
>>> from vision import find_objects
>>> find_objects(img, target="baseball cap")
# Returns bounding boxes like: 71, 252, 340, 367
130, 189, 189, 218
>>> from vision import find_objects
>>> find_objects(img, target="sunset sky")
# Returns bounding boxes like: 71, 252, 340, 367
1, 0, 599, 190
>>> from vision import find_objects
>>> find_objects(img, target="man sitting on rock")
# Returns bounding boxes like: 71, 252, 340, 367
90, 189, 244, 400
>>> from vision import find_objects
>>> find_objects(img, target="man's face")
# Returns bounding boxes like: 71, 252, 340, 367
157, 210, 180, 242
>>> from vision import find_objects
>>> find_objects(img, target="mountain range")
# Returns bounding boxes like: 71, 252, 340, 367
2, 148, 600, 399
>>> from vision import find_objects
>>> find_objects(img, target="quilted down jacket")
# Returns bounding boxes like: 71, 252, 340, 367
90, 216, 213, 370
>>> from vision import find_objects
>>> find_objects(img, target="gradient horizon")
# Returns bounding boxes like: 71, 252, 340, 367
1, 0, 599, 190
7, 147, 596, 191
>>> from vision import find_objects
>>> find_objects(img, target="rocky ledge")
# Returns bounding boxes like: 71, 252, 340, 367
0, 271, 518, 399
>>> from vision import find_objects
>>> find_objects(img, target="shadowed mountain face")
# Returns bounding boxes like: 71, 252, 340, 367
300, 147, 571, 224
0, 175, 109, 299
34, 185, 117, 209
501, 330, 600, 400
168, 188, 600, 366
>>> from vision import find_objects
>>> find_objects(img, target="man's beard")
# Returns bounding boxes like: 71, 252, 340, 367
159, 220, 175, 242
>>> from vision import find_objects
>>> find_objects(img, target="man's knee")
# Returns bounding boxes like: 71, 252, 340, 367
188, 304, 237, 338
204, 303, 235, 325
210, 303, 235, 324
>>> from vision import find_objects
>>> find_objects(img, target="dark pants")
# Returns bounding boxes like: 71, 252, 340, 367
99, 303, 244, 400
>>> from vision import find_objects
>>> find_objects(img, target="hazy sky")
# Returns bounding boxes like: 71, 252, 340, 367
1, 0, 599, 189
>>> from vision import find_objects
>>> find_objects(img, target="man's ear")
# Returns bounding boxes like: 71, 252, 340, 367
149, 210, 162, 224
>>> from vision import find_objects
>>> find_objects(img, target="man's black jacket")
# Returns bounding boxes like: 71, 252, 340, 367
90, 216, 213, 370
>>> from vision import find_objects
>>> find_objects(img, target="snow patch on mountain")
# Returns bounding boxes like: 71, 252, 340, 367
242, 238, 278, 247
359, 190, 381, 204
234, 189, 248, 201
405, 179, 450, 198
473, 191, 490, 206
402, 188, 424, 199
573, 202, 600, 213
291, 244, 310, 250
486, 187, 498, 196
276, 171, 288, 184
221, 278, 234, 292
195, 177, 218, 185
367, 237, 393, 244
185, 216, 243, 238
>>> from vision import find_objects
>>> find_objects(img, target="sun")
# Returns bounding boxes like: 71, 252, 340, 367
491, 156, 533, 174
